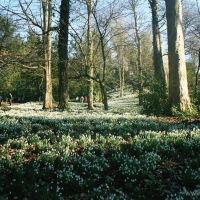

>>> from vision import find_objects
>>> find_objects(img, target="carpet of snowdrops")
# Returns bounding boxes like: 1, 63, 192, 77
1, 94, 200, 199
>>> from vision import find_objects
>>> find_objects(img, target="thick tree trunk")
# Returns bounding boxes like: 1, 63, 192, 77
149, 0, 166, 88
42, 0, 53, 109
165, 0, 191, 111
58, 0, 70, 110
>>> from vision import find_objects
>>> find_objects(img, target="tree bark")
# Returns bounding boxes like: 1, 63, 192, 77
86, 0, 94, 110
131, 0, 143, 105
58, 0, 70, 110
99, 81, 109, 110
194, 48, 200, 99
42, 0, 53, 109
93, 10, 109, 110
149, 0, 166, 89
119, 56, 124, 98
165, 0, 191, 111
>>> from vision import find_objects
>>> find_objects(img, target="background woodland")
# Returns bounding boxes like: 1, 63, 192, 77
0, 0, 199, 115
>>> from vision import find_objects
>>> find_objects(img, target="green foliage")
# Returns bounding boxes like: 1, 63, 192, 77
141, 82, 169, 116
0, 14, 17, 49
186, 62, 196, 97
193, 91, 200, 114
171, 105, 199, 120
1, 109, 200, 199
0, 15, 23, 95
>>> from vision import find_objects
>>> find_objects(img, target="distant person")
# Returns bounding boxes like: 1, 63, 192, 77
8, 93, 12, 105
80, 96, 84, 103
76, 96, 79, 102
84, 96, 88, 103
0, 95, 2, 106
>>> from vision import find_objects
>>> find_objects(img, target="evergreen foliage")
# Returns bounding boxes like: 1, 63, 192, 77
141, 81, 169, 116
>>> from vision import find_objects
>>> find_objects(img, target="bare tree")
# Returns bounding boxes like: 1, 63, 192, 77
129, 0, 143, 105
182, 0, 200, 99
0, 0, 54, 109
92, 0, 119, 110
110, 20, 127, 98
72, 0, 95, 110
70, 0, 121, 110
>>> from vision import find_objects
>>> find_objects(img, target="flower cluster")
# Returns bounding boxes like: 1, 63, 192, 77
1, 102, 200, 199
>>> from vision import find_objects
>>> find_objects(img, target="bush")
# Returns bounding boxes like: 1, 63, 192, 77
171, 105, 199, 120
141, 82, 168, 116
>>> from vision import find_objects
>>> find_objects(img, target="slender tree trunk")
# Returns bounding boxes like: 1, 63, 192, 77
86, 0, 94, 110
93, 5, 109, 110
99, 81, 108, 110
98, 23, 108, 110
131, 0, 143, 105
119, 56, 124, 98
137, 37, 143, 106
194, 48, 200, 99
149, 0, 166, 88
42, 0, 53, 109
58, 0, 70, 110
165, 0, 191, 111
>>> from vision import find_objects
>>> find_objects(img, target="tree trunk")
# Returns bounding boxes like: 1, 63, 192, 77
94, 14, 109, 110
58, 0, 70, 110
42, 0, 53, 109
99, 81, 109, 110
149, 0, 166, 89
131, 0, 143, 105
86, 0, 94, 110
119, 56, 124, 98
88, 76, 94, 110
94, 3, 108, 110
194, 48, 200, 99
165, 0, 191, 111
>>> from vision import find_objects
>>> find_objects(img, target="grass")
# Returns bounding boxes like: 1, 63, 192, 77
0, 92, 200, 199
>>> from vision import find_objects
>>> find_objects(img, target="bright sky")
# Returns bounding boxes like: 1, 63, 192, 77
0, 0, 199, 58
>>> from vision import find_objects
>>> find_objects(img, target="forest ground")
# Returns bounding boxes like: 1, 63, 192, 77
1, 90, 200, 199
1, 90, 192, 124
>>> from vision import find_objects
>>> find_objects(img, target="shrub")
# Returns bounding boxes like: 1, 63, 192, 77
171, 105, 199, 120
141, 82, 168, 116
